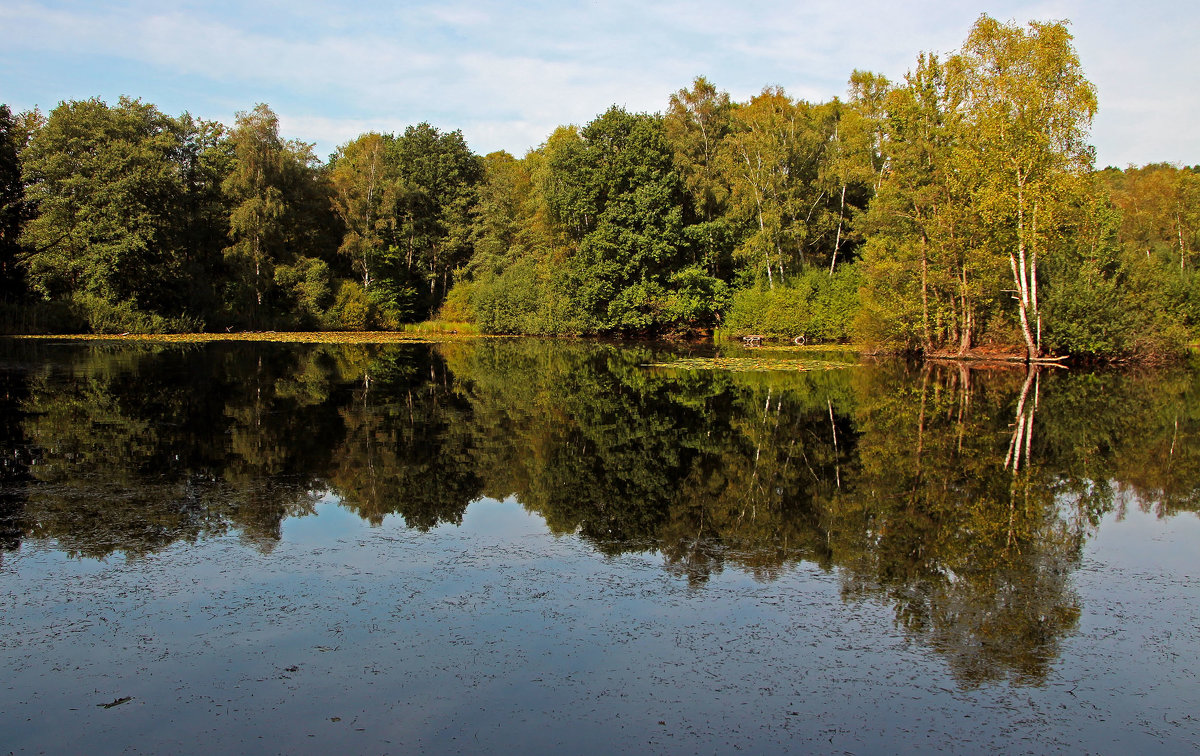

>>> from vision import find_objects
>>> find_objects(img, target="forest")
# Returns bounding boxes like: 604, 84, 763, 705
1, 15, 1197, 360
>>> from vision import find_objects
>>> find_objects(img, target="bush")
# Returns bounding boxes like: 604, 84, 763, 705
661, 266, 729, 332
466, 259, 585, 335
725, 265, 862, 342
69, 294, 202, 334
1044, 250, 1188, 360
274, 257, 334, 329
327, 281, 377, 330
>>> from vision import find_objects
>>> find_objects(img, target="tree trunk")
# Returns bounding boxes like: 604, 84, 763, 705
1005, 366, 1038, 472
959, 267, 973, 355
829, 184, 846, 276
1031, 201, 1041, 355
1010, 180, 1040, 361
743, 151, 773, 289
920, 235, 931, 352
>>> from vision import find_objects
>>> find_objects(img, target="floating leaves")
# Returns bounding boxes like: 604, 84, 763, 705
645, 356, 858, 373
742, 344, 859, 355
12, 331, 494, 345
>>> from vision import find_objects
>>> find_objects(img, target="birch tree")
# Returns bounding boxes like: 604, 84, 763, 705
330, 132, 391, 290
719, 87, 830, 287
665, 76, 734, 222
223, 104, 288, 318
950, 16, 1097, 360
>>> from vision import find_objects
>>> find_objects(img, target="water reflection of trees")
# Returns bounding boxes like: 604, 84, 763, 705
3, 339, 1198, 684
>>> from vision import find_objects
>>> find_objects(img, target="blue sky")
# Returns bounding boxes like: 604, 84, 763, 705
2, 1, 1196, 167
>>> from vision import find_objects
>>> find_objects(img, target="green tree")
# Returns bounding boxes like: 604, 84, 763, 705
665, 76, 734, 222
859, 53, 992, 353
384, 123, 483, 318
0, 104, 33, 303
563, 107, 692, 331
330, 132, 391, 290
223, 104, 334, 326
718, 88, 833, 287
950, 16, 1098, 359
19, 98, 227, 330
223, 104, 290, 319
823, 73, 891, 274
447, 144, 585, 334
1102, 164, 1200, 335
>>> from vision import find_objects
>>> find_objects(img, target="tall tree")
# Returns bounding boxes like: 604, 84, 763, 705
222, 104, 331, 325
563, 107, 690, 331
223, 104, 289, 318
19, 97, 227, 324
665, 76, 734, 222
823, 72, 891, 275
0, 105, 33, 303
860, 53, 989, 353
950, 16, 1098, 360
718, 87, 833, 287
385, 123, 483, 316
330, 132, 391, 290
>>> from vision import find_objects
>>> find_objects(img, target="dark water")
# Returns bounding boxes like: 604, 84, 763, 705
1, 338, 1198, 754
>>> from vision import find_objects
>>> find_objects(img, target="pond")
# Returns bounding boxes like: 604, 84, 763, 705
1, 338, 1198, 753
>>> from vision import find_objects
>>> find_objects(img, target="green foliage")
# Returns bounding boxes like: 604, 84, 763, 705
464, 258, 584, 335
726, 265, 862, 342
329, 280, 377, 330
0, 104, 33, 303
665, 77, 734, 222
20, 98, 230, 329
222, 103, 337, 327
274, 256, 334, 328
1166, 267, 1200, 333
854, 235, 927, 350
561, 107, 691, 332
661, 266, 729, 331
854, 17, 1171, 361
0, 31, 1195, 358
1044, 250, 1187, 359
66, 293, 203, 334
953, 16, 1098, 358
365, 278, 420, 328
1101, 163, 1200, 337
383, 123, 484, 317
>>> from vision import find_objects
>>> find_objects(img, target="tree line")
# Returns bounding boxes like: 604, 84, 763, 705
0, 15, 1197, 358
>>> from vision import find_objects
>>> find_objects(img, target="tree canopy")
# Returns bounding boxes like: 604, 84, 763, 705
0, 15, 1194, 360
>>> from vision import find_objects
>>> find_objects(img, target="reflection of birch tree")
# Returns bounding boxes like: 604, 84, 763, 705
1004, 366, 1040, 473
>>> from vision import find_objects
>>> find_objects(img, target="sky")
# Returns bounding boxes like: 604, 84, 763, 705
1, 0, 1196, 168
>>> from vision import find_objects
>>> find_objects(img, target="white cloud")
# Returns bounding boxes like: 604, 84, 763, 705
2, 0, 1197, 164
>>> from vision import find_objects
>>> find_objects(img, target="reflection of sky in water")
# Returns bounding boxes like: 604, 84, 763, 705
4, 483, 1199, 754
281, 494, 562, 546
1084, 500, 1200, 573
3, 340, 1199, 753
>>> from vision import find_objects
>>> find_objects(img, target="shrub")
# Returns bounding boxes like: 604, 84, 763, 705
726, 265, 862, 342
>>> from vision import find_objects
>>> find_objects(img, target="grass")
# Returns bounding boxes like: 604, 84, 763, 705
399, 320, 482, 335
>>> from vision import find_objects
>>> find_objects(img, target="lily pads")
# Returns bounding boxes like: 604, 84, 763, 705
12, 331, 491, 345
645, 356, 858, 372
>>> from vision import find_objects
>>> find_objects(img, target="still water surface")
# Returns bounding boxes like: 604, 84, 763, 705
1, 338, 1198, 753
